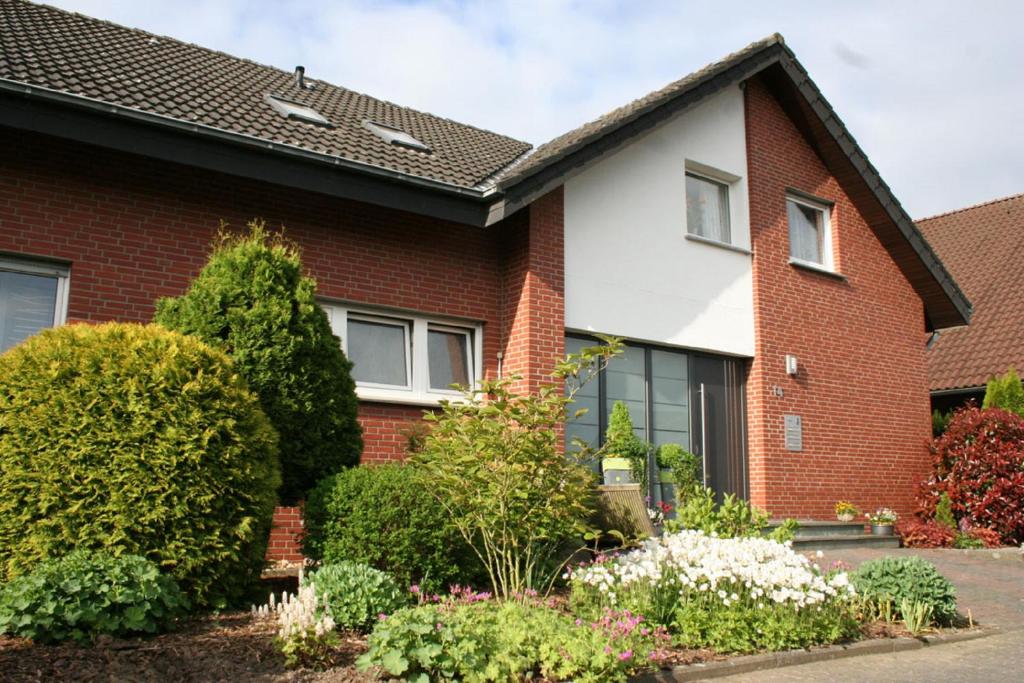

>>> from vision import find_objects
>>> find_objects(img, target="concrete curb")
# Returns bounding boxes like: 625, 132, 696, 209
632, 627, 996, 682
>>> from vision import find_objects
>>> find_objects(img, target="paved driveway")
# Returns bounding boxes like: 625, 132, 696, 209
710, 546, 1024, 682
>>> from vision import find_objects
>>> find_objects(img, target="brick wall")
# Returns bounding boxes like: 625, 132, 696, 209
744, 75, 932, 520
0, 128, 564, 559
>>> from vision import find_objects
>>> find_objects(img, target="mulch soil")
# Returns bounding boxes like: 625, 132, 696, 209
0, 612, 965, 682
0, 613, 377, 683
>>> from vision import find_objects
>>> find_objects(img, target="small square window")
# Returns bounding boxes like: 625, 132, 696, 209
427, 326, 472, 391
787, 196, 832, 269
0, 258, 69, 352
686, 173, 731, 243
346, 315, 411, 388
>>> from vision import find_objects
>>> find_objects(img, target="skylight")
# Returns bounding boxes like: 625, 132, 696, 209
265, 94, 331, 127
363, 120, 431, 152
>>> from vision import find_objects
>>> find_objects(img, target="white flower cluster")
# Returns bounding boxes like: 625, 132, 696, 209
572, 530, 855, 610
252, 573, 336, 641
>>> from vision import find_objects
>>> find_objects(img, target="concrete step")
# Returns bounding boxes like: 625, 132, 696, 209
791, 534, 900, 551
768, 520, 869, 538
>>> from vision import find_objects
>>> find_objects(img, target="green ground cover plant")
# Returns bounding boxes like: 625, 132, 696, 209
155, 222, 361, 503
302, 562, 406, 632
359, 599, 668, 682
0, 322, 280, 607
851, 556, 957, 625
0, 551, 186, 643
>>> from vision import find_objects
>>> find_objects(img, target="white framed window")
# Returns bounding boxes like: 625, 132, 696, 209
0, 257, 69, 353
322, 302, 482, 405
686, 172, 731, 243
787, 194, 833, 270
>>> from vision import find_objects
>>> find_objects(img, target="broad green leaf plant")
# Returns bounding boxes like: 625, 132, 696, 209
415, 337, 623, 601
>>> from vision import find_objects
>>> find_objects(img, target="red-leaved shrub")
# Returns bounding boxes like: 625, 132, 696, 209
966, 526, 1003, 548
897, 518, 956, 548
918, 406, 1024, 545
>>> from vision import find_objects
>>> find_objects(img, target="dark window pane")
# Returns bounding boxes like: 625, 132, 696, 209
0, 270, 58, 352
605, 344, 647, 441
347, 318, 408, 386
651, 349, 690, 449
428, 329, 470, 390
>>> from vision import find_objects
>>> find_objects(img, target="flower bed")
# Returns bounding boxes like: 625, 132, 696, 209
567, 530, 859, 652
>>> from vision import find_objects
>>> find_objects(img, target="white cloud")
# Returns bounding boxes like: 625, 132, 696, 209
41, 0, 1024, 216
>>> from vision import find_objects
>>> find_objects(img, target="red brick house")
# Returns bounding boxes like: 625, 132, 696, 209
918, 193, 1024, 412
0, 0, 970, 560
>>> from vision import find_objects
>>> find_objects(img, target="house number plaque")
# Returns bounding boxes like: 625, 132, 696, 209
784, 414, 803, 452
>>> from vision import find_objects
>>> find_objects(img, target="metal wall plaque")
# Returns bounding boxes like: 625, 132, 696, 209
784, 414, 803, 452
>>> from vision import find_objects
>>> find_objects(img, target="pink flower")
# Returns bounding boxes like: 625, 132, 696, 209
377, 613, 388, 621
619, 650, 633, 661
409, 584, 420, 595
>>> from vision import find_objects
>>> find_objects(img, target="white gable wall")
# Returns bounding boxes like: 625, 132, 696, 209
563, 84, 754, 356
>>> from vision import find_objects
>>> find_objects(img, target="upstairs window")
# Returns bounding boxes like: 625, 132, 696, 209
0, 258, 69, 352
322, 302, 480, 404
686, 172, 731, 244
787, 195, 833, 269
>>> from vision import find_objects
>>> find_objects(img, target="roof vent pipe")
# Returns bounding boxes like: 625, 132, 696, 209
294, 65, 305, 90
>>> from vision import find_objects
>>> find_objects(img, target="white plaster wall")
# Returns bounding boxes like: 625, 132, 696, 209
563, 84, 754, 357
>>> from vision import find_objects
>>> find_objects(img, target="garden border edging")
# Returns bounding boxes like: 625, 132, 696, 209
632, 627, 996, 682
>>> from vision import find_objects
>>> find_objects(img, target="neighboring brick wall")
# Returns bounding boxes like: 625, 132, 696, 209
744, 75, 932, 520
0, 128, 565, 560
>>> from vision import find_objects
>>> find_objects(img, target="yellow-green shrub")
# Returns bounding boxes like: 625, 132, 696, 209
0, 323, 280, 607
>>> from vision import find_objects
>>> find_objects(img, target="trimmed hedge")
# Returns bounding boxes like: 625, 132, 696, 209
155, 223, 362, 503
0, 550, 186, 643
303, 464, 481, 593
0, 323, 280, 607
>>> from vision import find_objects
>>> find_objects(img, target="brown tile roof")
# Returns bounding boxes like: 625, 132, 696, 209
0, 0, 531, 189
919, 193, 1024, 391
497, 35, 782, 188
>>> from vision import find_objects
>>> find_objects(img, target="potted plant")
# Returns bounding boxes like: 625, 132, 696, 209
655, 444, 699, 516
834, 501, 858, 522
867, 507, 898, 535
601, 402, 648, 486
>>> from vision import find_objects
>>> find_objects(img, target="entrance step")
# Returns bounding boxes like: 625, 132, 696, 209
769, 520, 869, 538
790, 534, 900, 551
766, 520, 901, 551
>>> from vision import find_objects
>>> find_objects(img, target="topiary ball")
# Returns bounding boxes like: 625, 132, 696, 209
851, 556, 958, 624
0, 322, 281, 607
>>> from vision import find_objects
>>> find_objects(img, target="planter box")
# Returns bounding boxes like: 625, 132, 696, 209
602, 457, 633, 485
871, 524, 895, 536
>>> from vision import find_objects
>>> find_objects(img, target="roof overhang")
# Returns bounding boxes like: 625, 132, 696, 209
0, 80, 496, 227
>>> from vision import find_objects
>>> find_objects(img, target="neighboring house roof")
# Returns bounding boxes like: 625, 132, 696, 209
0, 0, 970, 329
918, 193, 1024, 392
0, 0, 531, 190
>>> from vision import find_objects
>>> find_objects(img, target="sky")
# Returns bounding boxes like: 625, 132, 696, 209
45, 0, 1024, 219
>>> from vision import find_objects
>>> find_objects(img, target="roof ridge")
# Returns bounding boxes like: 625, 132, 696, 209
916, 191, 1024, 223
23, 0, 530, 148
